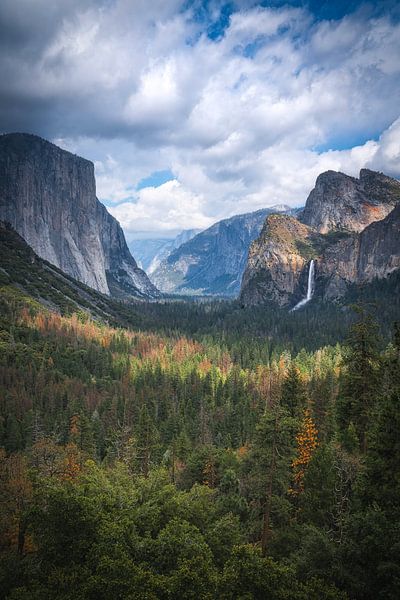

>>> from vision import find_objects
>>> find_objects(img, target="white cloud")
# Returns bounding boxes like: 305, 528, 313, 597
108, 179, 214, 233
97, 120, 398, 234
2, 1, 400, 234
365, 117, 400, 176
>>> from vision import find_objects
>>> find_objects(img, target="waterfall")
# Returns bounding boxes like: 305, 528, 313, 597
291, 259, 315, 311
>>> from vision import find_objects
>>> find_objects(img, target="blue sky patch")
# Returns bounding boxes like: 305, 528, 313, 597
314, 131, 380, 153
137, 169, 175, 190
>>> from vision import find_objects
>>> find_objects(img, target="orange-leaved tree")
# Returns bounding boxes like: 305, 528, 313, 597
289, 408, 318, 496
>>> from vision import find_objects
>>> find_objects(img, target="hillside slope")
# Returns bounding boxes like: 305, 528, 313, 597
0, 221, 153, 328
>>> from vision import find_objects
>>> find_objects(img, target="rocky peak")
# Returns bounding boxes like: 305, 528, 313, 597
240, 168, 400, 308
359, 168, 400, 204
258, 213, 313, 245
0, 133, 159, 299
300, 168, 400, 234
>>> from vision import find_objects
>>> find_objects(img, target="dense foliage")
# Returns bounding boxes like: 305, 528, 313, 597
0, 282, 399, 599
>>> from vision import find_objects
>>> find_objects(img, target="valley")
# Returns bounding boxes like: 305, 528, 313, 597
0, 135, 399, 600
1, 3, 400, 598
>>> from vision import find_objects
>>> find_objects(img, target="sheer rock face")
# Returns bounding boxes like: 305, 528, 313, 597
0, 133, 159, 298
240, 169, 400, 307
240, 214, 320, 306
320, 203, 400, 299
299, 169, 400, 233
151, 207, 290, 296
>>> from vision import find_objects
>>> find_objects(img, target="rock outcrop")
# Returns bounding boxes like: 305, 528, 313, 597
151, 207, 290, 296
300, 169, 400, 233
0, 133, 158, 298
320, 202, 400, 299
240, 214, 328, 306
240, 169, 400, 307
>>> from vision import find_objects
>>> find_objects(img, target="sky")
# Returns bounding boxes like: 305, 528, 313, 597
1, 0, 400, 239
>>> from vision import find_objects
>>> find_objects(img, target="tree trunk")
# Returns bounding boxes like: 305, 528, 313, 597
261, 415, 277, 556
17, 517, 27, 556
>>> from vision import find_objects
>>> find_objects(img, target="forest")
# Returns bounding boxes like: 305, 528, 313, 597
0, 282, 399, 599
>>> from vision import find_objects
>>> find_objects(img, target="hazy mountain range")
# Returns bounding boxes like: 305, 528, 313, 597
129, 229, 201, 274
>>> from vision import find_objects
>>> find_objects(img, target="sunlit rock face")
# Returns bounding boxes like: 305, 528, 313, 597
319, 202, 400, 299
240, 214, 319, 307
0, 133, 159, 299
299, 169, 400, 234
240, 169, 400, 308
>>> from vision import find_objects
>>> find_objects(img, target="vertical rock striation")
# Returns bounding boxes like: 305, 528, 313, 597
320, 203, 400, 299
240, 214, 323, 306
0, 133, 159, 298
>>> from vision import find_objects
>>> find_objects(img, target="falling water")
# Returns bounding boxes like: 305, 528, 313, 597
291, 259, 315, 311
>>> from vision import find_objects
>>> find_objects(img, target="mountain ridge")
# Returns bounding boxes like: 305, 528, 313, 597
240, 168, 400, 307
299, 168, 399, 233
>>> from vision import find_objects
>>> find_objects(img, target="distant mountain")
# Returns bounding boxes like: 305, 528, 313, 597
129, 238, 171, 271
151, 206, 290, 296
129, 230, 201, 274
0, 133, 159, 299
240, 169, 400, 307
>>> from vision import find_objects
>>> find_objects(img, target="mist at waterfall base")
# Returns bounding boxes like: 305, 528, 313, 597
291, 260, 315, 312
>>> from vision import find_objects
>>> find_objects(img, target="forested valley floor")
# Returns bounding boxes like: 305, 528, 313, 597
0, 281, 399, 599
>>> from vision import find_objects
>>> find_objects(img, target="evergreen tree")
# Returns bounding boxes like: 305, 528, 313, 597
135, 404, 158, 477
4, 415, 22, 453
244, 406, 297, 555
281, 363, 308, 418
336, 307, 380, 453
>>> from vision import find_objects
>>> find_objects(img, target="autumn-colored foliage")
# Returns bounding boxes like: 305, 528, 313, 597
61, 443, 81, 481
203, 455, 217, 488
1, 275, 399, 598
289, 409, 318, 495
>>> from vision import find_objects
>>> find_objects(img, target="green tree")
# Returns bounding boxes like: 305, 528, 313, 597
336, 307, 380, 453
135, 405, 159, 477
243, 406, 297, 556
281, 363, 308, 418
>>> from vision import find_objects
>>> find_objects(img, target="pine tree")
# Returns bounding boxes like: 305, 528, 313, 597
245, 405, 297, 556
280, 363, 308, 418
336, 307, 380, 453
4, 414, 22, 453
135, 405, 158, 477
361, 322, 400, 508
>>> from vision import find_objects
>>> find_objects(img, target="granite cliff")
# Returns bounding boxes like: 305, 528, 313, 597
299, 168, 399, 233
0, 133, 158, 299
320, 202, 400, 300
240, 169, 400, 307
240, 214, 323, 306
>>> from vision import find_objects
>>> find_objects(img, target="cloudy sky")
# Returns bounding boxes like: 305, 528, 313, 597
1, 0, 400, 238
